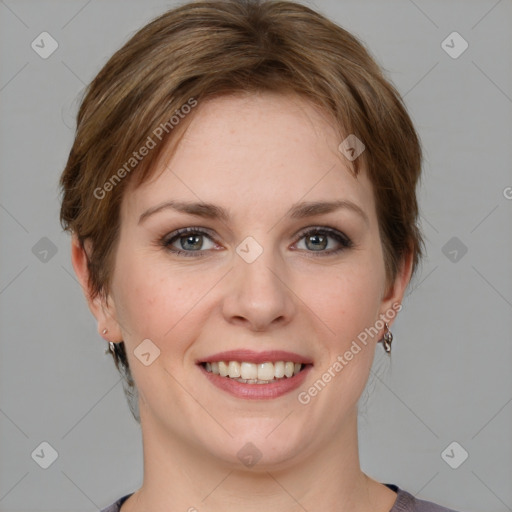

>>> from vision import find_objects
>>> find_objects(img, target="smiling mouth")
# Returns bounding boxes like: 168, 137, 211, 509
200, 360, 309, 384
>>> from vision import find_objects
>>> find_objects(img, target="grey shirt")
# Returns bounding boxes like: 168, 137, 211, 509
99, 483, 462, 511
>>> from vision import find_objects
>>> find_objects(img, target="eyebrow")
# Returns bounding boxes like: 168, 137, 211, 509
138, 199, 369, 226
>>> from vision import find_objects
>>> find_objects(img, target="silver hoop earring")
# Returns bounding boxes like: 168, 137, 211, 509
102, 328, 108, 335
380, 322, 393, 354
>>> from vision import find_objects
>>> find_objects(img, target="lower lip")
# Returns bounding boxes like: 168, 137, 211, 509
198, 364, 312, 399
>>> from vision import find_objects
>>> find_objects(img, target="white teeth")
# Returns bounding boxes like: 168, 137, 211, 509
218, 361, 229, 377
203, 360, 304, 383
257, 362, 274, 381
274, 361, 285, 378
228, 361, 241, 378
240, 362, 258, 380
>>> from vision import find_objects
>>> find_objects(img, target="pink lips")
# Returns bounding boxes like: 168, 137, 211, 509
196, 349, 313, 400
199, 363, 312, 399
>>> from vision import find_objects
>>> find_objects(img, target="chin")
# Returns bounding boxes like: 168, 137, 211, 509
201, 418, 311, 470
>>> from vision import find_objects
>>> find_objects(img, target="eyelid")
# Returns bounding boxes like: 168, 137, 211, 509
160, 226, 220, 253
293, 225, 351, 243
160, 225, 353, 256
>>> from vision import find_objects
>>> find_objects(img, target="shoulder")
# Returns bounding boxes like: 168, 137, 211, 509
99, 493, 133, 512
388, 484, 463, 512
101, 487, 464, 512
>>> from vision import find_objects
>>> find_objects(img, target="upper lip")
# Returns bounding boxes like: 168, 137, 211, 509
197, 350, 313, 365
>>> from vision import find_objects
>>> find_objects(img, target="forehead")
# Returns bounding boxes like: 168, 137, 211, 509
122, 92, 376, 226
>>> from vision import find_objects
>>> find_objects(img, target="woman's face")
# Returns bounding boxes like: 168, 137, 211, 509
102, 92, 410, 468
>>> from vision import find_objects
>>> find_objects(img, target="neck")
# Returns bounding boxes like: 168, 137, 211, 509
122, 406, 394, 512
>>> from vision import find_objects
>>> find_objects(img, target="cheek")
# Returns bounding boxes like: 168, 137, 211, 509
112, 251, 215, 347
312, 258, 384, 333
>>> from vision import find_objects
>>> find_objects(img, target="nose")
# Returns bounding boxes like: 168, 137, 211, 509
222, 241, 296, 332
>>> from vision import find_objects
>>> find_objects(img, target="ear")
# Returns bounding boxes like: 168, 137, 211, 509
378, 249, 414, 329
70, 234, 123, 342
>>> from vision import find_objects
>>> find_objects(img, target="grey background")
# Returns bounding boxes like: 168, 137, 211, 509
1, 0, 511, 511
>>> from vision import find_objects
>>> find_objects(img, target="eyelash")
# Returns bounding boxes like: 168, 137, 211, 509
159, 226, 353, 258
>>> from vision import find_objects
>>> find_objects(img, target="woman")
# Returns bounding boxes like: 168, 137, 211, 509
59, 1, 463, 511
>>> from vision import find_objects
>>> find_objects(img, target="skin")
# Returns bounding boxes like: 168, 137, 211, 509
72, 91, 412, 512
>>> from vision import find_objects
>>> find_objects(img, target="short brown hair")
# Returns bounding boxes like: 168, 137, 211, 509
59, 0, 424, 421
